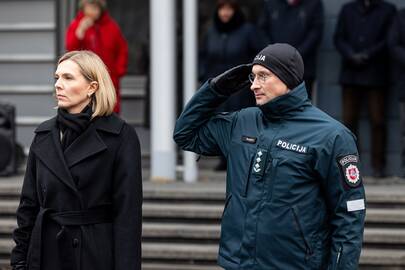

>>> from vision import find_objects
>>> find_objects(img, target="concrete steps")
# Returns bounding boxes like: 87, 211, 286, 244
0, 218, 405, 246
0, 200, 403, 225
0, 177, 404, 269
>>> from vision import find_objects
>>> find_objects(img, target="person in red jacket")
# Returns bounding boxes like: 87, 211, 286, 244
66, 0, 128, 114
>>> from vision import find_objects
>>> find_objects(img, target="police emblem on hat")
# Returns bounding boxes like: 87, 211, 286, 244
337, 154, 362, 188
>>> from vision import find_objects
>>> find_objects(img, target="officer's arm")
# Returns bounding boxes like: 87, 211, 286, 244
315, 131, 366, 270
173, 81, 235, 156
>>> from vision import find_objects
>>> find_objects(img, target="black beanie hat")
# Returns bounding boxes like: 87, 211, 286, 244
252, 43, 304, 89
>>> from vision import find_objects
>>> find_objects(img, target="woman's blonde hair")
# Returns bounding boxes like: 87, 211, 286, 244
58, 50, 116, 118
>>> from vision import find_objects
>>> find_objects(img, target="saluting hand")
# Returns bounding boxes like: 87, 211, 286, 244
210, 64, 252, 96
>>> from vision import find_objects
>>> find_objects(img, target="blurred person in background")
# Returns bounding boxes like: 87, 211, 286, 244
334, 0, 396, 178
388, 8, 405, 178
66, 0, 128, 114
258, 0, 324, 100
10, 51, 142, 270
199, 0, 266, 170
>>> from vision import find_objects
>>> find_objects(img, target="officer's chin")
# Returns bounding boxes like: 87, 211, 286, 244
255, 98, 268, 106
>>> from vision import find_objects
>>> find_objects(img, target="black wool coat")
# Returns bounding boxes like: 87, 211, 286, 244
334, 0, 396, 87
10, 114, 142, 270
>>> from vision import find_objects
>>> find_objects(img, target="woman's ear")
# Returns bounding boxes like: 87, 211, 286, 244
88, 81, 99, 96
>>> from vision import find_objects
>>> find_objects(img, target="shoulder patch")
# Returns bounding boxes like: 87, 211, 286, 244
337, 154, 362, 188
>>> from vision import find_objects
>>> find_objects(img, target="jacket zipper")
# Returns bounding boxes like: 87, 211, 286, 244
335, 246, 342, 268
291, 206, 313, 259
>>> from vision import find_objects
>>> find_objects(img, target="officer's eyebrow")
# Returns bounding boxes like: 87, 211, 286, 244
253, 71, 272, 76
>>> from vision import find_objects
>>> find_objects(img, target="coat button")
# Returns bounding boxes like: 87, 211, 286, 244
72, 238, 79, 248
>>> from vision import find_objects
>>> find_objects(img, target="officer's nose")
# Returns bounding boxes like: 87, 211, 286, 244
250, 79, 260, 91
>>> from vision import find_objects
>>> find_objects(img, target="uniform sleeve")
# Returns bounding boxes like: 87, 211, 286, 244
113, 124, 142, 270
65, 18, 83, 51
315, 130, 365, 270
10, 150, 40, 266
173, 81, 236, 157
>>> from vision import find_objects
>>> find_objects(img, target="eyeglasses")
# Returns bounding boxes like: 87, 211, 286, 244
248, 72, 270, 84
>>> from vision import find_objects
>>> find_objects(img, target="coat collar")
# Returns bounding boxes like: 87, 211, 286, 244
258, 82, 310, 121
32, 114, 124, 193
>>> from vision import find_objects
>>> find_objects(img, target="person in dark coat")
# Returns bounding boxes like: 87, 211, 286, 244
199, 0, 266, 170
334, 0, 396, 177
388, 8, 405, 177
174, 43, 365, 269
10, 51, 142, 270
258, 0, 324, 99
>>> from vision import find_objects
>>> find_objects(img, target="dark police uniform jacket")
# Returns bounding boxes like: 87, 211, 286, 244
174, 82, 366, 270
10, 114, 142, 270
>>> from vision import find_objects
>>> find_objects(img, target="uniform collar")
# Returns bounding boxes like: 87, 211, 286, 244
258, 82, 310, 121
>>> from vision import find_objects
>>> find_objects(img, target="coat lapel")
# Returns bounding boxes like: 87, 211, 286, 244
31, 121, 79, 193
63, 125, 107, 168
31, 114, 123, 192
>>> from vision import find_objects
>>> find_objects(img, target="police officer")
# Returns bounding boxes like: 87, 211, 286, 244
174, 43, 365, 269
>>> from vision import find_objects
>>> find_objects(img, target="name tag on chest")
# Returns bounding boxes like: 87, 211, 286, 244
276, 139, 307, 154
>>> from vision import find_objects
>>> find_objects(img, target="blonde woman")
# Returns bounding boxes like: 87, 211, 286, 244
10, 50, 142, 270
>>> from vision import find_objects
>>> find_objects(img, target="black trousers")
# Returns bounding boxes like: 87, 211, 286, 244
342, 85, 386, 173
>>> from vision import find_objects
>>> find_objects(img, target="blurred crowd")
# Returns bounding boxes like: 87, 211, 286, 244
65, 0, 405, 178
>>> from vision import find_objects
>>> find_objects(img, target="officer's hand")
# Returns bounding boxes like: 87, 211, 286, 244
350, 53, 369, 65
12, 261, 26, 270
210, 64, 252, 96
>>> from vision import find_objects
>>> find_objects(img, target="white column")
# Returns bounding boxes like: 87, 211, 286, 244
150, 0, 176, 181
182, 0, 198, 182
